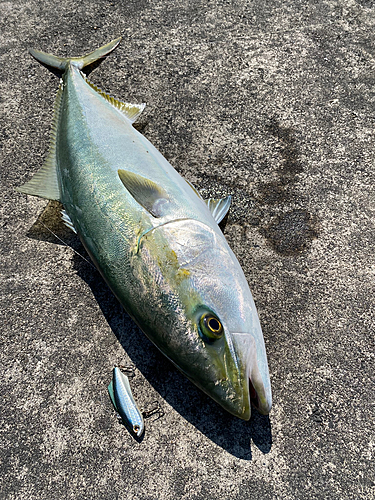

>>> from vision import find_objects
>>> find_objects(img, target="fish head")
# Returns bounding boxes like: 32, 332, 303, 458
134, 219, 272, 420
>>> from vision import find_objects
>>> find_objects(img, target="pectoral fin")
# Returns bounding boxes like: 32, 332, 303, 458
118, 170, 169, 218
205, 196, 232, 224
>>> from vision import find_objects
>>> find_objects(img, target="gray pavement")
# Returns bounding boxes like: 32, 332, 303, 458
1, 0, 374, 499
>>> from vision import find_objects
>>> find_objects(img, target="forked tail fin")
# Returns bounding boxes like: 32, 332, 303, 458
29, 37, 122, 72
16, 37, 144, 202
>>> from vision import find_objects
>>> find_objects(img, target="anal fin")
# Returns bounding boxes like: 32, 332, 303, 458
16, 83, 63, 201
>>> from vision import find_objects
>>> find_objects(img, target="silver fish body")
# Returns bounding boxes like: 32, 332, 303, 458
18, 39, 272, 420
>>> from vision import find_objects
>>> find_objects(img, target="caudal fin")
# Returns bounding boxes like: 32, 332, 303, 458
28, 37, 122, 72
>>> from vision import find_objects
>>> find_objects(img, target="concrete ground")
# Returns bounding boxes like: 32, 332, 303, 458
1, 0, 374, 498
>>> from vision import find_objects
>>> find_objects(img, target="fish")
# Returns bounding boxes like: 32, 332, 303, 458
108, 367, 145, 437
17, 38, 272, 420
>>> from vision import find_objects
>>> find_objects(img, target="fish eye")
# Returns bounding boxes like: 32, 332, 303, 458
199, 312, 224, 341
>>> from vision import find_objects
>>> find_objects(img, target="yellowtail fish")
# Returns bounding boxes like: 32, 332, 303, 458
17, 38, 272, 420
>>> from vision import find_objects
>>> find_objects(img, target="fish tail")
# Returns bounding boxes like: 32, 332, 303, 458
28, 37, 122, 72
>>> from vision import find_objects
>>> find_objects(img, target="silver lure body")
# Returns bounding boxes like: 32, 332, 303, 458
108, 367, 144, 437
18, 39, 272, 420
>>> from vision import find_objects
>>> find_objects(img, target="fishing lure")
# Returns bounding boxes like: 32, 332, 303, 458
108, 367, 144, 437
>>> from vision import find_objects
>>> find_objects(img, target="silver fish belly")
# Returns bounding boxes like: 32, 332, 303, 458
17, 38, 272, 420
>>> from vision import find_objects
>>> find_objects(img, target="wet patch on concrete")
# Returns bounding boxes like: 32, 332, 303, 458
256, 117, 318, 254
266, 117, 303, 176
190, 117, 319, 255
256, 117, 303, 206
260, 210, 319, 256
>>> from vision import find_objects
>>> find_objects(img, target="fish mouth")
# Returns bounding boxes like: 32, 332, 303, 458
247, 372, 271, 416
231, 332, 272, 419
245, 352, 272, 417
249, 377, 260, 410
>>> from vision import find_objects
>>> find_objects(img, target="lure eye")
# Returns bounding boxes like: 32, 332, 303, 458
199, 313, 224, 341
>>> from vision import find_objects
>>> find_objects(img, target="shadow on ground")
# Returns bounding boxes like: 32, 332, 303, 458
83, 262, 273, 460
28, 202, 273, 459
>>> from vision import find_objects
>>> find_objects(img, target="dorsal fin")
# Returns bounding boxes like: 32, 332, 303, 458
16, 83, 63, 200
83, 74, 145, 123
205, 196, 232, 224
118, 170, 170, 217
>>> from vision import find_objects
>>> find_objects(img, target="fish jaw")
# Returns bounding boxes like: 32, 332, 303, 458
175, 335, 253, 420
196, 332, 272, 420
159, 329, 271, 421
231, 332, 272, 417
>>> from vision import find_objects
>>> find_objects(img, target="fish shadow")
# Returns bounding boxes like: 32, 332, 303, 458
73, 256, 272, 459
28, 203, 273, 459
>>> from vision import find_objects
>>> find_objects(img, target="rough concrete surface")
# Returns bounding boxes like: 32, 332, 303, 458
1, 0, 374, 499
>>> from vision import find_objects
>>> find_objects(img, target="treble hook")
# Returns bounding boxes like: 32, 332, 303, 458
141, 401, 165, 420
116, 364, 136, 378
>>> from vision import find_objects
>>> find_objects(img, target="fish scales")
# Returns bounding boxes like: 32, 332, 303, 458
18, 38, 272, 420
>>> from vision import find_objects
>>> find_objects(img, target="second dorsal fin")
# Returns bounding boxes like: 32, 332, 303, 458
83, 74, 145, 123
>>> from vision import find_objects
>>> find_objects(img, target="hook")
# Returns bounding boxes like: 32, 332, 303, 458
116, 364, 136, 378
141, 401, 165, 420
